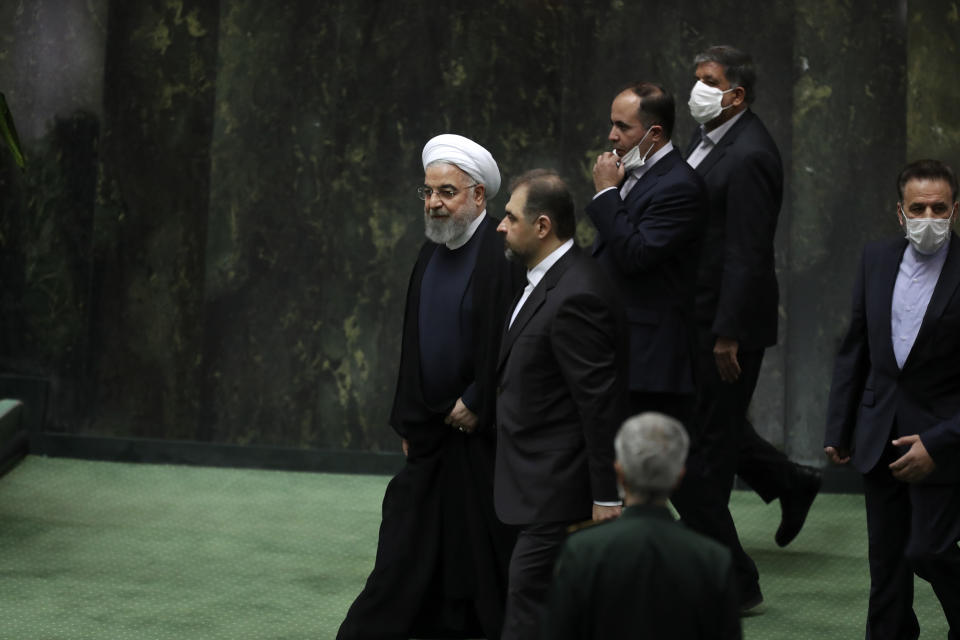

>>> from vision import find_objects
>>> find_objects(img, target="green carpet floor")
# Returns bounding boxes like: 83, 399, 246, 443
0, 455, 949, 639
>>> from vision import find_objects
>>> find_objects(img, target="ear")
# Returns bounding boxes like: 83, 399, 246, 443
614, 461, 625, 488
535, 214, 552, 239
472, 183, 485, 206
896, 203, 906, 226
731, 86, 746, 107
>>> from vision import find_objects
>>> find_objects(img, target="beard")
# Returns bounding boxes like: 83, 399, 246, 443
503, 245, 524, 263
424, 201, 478, 245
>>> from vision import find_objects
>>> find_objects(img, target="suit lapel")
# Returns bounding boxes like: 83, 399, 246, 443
623, 148, 679, 207
497, 247, 578, 369
691, 110, 754, 177
904, 235, 960, 369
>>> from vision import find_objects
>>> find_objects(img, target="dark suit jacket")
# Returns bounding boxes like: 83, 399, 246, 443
685, 109, 782, 349
538, 504, 741, 640
826, 236, 960, 482
495, 245, 628, 525
390, 214, 525, 441
586, 146, 708, 394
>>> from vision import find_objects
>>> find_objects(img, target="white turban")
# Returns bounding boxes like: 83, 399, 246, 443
421, 134, 501, 199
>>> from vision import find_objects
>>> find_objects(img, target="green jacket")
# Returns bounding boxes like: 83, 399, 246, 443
539, 503, 741, 639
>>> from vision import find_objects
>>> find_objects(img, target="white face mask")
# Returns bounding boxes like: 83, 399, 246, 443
901, 210, 954, 255
688, 80, 735, 125
614, 126, 656, 173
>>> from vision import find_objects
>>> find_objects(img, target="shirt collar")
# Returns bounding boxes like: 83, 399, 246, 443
630, 141, 674, 180
527, 238, 575, 288
701, 109, 747, 146
445, 209, 487, 250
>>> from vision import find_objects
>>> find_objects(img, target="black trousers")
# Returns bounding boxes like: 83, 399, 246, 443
737, 419, 802, 503
862, 445, 960, 640
501, 522, 570, 640
670, 346, 765, 595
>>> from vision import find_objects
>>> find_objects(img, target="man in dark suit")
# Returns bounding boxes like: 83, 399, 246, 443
494, 169, 628, 640
826, 159, 960, 639
540, 412, 741, 640
586, 82, 707, 424
671, 45, 820, 610
338, 134, 524, 640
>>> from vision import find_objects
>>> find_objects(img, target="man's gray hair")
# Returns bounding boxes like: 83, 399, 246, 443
614, 412, 689, 499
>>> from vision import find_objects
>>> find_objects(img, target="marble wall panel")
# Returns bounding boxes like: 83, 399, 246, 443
785, 1, 907, 462
0, 1, 107, 428
907, 1, 960, 163
202, 0, 797, 451
0, 0, 944, 465
87, 0, 219, 437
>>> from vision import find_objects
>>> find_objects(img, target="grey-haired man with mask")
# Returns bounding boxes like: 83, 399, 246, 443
671, 45, 821, 612
826, 159, 960, 640
539, 412, 741, 640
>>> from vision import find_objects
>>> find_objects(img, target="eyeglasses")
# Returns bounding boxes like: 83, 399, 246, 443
417, 183, 478, 201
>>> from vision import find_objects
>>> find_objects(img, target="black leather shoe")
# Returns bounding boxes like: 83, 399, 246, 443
775, 464, 822, 547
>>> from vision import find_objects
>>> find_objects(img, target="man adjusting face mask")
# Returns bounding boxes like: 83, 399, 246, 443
687, 80, 736, 125
614, 125, 657, 173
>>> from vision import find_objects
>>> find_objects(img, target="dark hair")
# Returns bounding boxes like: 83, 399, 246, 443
897, 159, 959, 202
622, 82, 674, 139
509, 169, 576, 240
694, 45, 756, 104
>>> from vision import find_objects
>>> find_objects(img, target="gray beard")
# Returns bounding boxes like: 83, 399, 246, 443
424, 212, 471, 245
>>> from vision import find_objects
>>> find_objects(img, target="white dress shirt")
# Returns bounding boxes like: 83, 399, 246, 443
686, 109, 747, 169
508, 238, 575, 328
593, 141, 675, 201
891, 238, 950, 369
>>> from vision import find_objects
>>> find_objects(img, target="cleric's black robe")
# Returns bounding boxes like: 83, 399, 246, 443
338, 215, 524, 640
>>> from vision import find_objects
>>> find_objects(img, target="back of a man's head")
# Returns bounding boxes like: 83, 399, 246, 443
614, 412, 689, 502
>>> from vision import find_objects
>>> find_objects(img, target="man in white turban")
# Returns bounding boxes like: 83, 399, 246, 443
338, 134, 523, 640
421, 133, 502, 245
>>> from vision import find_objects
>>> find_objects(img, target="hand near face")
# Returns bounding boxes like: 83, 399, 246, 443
889, 434, 936, 482
593, 152, 625, 192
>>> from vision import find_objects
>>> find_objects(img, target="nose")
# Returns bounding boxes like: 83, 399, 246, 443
426, 191, 444, 208
497, 217, 507, 232
608, 125, 618, 142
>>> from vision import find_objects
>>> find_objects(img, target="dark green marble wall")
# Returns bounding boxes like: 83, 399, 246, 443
0, 1, 951, 464
0, 1, 107, 426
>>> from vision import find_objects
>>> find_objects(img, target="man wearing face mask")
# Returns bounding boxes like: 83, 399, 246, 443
825, 160, 960, 639
586, 82, 707, 423
671, 45, 821, 611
